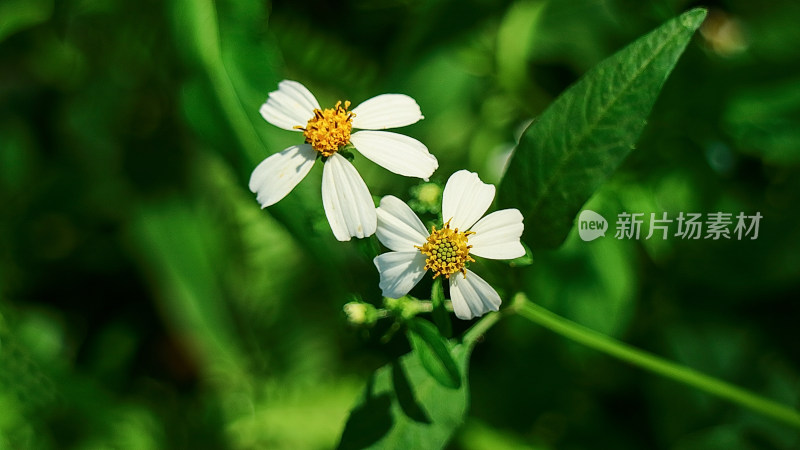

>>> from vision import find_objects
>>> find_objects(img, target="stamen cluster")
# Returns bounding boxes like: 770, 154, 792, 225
416, 220, 475, 279
297, 100, 354, 157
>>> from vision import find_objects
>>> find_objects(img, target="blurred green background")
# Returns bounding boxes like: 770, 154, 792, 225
2, 0, 799, 448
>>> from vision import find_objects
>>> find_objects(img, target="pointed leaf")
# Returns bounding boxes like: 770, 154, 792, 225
508, 241, 534, 268
499, 8, 707, 248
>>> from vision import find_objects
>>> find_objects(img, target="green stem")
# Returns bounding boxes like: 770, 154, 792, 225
513, 293, 800, 429
463, 309, 505, 347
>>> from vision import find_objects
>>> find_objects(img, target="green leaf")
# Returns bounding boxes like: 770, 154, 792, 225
499, 8, 707, 248
508, 241, 534, 268
407, 318, 460, 389
337, 343, 468, 450
430, 278, 452, 338
337, 313, 500, 449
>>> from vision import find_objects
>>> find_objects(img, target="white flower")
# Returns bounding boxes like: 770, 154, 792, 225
249, 80, 438, 241
373, 170, 526, 319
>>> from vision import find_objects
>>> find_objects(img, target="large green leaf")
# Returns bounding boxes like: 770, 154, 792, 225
337, 315, 499, 450
499, 8, 707, 248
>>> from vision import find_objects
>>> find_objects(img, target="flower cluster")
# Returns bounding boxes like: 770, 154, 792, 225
250, 80, 525, 320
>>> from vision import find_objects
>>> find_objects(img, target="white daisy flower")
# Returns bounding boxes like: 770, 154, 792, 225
249, 80, 438, 241
373, 170, 526, 319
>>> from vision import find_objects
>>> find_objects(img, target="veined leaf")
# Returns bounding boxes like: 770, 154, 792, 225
499, 8, 707, 248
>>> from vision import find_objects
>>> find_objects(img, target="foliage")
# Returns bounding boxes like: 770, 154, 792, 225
2, 0, 800, 449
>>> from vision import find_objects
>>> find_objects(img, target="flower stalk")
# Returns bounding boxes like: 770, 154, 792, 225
513, 293, 800, 429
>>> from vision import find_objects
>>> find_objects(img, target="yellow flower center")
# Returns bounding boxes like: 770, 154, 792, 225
296, 100, 355, 157
416, 220, 475, 279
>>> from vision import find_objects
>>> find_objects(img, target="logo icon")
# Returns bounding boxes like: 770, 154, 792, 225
578, 210, 608, 241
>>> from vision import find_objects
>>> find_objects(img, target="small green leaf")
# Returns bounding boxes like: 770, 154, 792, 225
407, 319, 461, 389
430, 278, 452, 338
499, 8, 707, 248
508, 241, 534, 267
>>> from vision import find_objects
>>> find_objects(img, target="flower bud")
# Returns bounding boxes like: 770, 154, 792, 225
344, 301, 377, 326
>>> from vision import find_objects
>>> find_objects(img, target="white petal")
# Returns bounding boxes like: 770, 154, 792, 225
350, 131, 438, 181
248, 144, 317, 208
441, 170, 496, 230
321, 153, 377, 241
469, 209, 526, 260
351, 94, 423, 130
449, 270, 501, 320
376, 195, 429, 252
259, 80, 320, 131
374, 251, 428, 299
